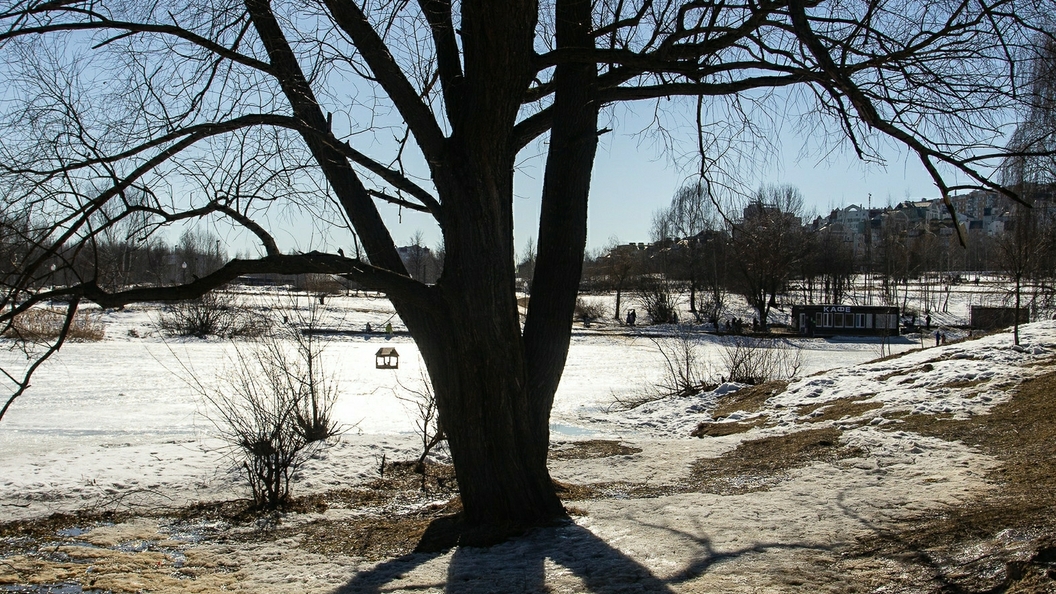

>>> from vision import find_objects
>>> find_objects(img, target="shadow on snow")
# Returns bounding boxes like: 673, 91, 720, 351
337, 519, 829, 593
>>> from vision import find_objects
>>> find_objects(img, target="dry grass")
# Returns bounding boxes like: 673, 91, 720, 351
711, 380, 788, 418
848, 366, 1056, 592
875, 362, 933, 382
935, 378, 989, 390
564, 427, 863, 501
688, 427, 863, 495
549, 439, 642, 460
797, 396, 883, 424
3, 308, 104, 342
690, 417, 767, 437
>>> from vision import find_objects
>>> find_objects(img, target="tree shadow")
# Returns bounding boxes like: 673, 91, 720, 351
337, 516, 831, 593
833, 488, 967, 592
641, 518, 830, 585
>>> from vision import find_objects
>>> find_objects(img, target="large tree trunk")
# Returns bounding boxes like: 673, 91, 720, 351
390, 0, 597, 544
399, 293, 565, 543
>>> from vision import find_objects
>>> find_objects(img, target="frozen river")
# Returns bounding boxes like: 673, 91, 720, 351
0, 330, 917, 450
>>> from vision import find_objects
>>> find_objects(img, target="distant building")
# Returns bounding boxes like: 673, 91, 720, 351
791, 304, 900, 337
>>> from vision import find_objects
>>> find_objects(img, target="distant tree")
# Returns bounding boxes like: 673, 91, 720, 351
875, 214, 912, 307
175, 229, 226, 283
1003, 32, 1056, 190
729, 185, 809, 327
598, 239, 642, 322
1001, 30, 1056, 331
400, 230, 441, 284
653, 183, 728, 320
804, 230, 855, 305
995, 203, 1051, 344
516, 238, 537, 291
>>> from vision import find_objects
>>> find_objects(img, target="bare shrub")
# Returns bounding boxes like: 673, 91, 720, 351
637, 280, 679, 324
719, 336, 802, 385
630, 331, 802, 410
206, 346, 312, 509
574, 297, 607, 324
157, 291, 269, 338
612, 326, 714, 408
274, 298, 342, 443
199, 297, 342, 509
396, 363, 446, 481
3, 307, 104, 342
647, 326, 717, 401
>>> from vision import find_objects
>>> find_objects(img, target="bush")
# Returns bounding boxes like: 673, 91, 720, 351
396, 364, 446, 483
651, 326, 715, 398
574, 297, 607, 324
201, 296, 342, 509
637, 280, 679, 324
206, 337, 341, 509
157, 291, 269, 338
3, 307, 104, 342
719, 336, 802, 385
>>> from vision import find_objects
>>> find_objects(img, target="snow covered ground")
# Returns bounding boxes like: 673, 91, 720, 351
1, 286, 1051, 592
0, 292, 925, 521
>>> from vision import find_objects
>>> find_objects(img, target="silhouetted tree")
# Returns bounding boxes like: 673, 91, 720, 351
0, 0, 1046, 542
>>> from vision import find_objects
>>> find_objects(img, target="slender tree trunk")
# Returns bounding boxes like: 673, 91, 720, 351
1014, 273, 1022, 346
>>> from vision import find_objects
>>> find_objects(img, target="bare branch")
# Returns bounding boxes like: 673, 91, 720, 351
321, 0, 447, 165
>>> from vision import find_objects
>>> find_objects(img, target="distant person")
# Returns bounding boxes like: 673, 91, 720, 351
925, 314, 931, 329
941, 332, 947, 345
935, 330, 941, 347
365, 323, 372, 333
626, 309, 636, 327
385, 322, 393, 339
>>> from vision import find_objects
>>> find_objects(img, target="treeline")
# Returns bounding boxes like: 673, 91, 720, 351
1, 213, 227, 294
576, 183, 1056, 327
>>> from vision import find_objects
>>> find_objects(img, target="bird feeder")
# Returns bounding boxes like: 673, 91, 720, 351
375, 347, 399, 369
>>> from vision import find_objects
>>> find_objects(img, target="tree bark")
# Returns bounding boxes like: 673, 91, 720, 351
387, 0, 599, 542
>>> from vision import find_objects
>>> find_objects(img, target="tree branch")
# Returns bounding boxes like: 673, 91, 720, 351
322, 0, 447, 165
1, 253, 431, 317
417, 0, 464, 120
0, 16, 273, 74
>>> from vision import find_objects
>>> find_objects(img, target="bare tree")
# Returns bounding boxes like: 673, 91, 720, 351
517, 237, 537, 291
1001, 29, 1056, 335
0, 0, 1047, 543
654, 182, 728, 320
598, 238, 641, 322
995, 203, 1050, 344
729, 185, 809, 327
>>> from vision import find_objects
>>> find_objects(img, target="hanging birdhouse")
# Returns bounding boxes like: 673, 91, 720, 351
375, 347, 399, 369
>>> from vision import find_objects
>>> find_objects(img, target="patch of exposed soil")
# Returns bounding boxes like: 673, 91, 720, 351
690, 417, 767, 437
285, 499, 462, 560
877, 362, 933, 382
847, 365, 1056, 592
563, 426, 863, 501
688, 427, 864, 495
549, 439, 642, 460
798, 396, 883, 424
712, 380, 788, 418
0, 461, 460, 591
